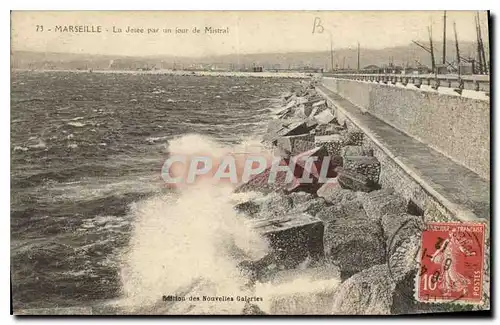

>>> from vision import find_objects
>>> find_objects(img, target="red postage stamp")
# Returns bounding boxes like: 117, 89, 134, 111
416, 222, 485, 304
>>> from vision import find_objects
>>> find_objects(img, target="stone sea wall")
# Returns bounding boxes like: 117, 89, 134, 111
230, 79, 489, 315
322, 77, 490, 180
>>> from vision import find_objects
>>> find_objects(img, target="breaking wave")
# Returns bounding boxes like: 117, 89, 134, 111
118, 134, 272, 311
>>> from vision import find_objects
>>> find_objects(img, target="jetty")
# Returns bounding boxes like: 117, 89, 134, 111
232, 73, 490, 315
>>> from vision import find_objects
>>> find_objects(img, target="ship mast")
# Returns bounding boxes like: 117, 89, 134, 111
453, 21, 460, 75
428, 26, 436, 73
330, 37, 334, 72
476, 12, 487, 74
442, 11, 447, 65
475, 14, 484, 74
357, 42, 360, 72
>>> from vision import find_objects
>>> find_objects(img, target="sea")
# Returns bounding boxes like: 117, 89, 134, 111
10, 71, 304, 313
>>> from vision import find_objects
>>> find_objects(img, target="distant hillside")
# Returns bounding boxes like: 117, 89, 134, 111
11, 41, 489, 71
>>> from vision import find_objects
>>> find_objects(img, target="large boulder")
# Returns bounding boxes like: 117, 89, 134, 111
316, 202, 386, 280
305, 117, 319, 129
331, 264, 395, 315
361, 189, 407, 222
315, 134, 344, 156
343, 155, 381, 183
280, 121, 310, 137
314, 124, 344, 136
235, 192, 294, 219
248, 213, 325, 269
290, 196, 330, 217
317, 183, 359, 206
341, 130, 365, 146
263, 120, 310, 144
234, 200, 262, 217
312, 100, 326, 108
241, 303, 267, 315
234, 147, 330, 194
341, 145, 373, 157
314, 109, 335, 125
331, 263, 450, 315
336, 168, 379, 192
258, 193, 294, 218
295, 97, 309, 105
288, 191, 314, 206
276, 134, 315, 155
381, 213, 425, 282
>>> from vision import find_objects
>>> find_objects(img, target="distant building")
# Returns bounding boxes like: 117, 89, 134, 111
362, 65, 381, 73
459, 63, 474, 75
435, 64, 448, 74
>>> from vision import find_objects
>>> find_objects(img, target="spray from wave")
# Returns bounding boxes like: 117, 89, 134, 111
117, 134, 272, 313
117, 132, 341, 314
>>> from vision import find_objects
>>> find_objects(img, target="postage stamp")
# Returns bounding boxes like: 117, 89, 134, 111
415, 222, 485, 304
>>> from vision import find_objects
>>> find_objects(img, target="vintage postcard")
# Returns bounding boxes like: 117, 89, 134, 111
10, 10, 490, 315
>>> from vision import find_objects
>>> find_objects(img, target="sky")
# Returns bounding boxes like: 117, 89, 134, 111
11, 11, 490, 57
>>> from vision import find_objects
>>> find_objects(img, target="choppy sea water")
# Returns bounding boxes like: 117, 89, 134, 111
11, 71, 302, 311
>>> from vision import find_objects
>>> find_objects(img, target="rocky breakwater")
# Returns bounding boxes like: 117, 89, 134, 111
233, 79, 473, 315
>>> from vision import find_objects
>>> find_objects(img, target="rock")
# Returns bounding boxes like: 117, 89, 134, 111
276, 133, 315, 155
317, 202, 385, 279
342, 156, 381, 183
381, 213, 425, 280
315, 134, 344, 156
258, 193, 294, 218
309, 107, 319, 118
293, 105, 308, 119
289, 192, 314, 206
262, 120, 309, 145
242, 303, 267, 315
290, 197, 330, 217
341, 145, 373, 157
288, 146, 331, 193
331, 263, 448, 315
235, 147, 329, 194
305, 117, 319, 129
317, 183, 359, 206
331, 264, 394, 315
263, 119, 286, 143
312, 100, 326, 107
266, 119, 283, 133
337, 168, 378, 192
274, 106, 291, 117
314, 109, 335, 125
295, 97, 309, 105
342, 130, 365, 146
233, 163, 289, 194
234, 200, 261, 217
248, 213, 325, 269
361, 190, 407, 222
292, 139, 317, 155
281, 121, 310, 137
314, 124, 344, 136
311, 105, 328, 117
308, 95, 324, 102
